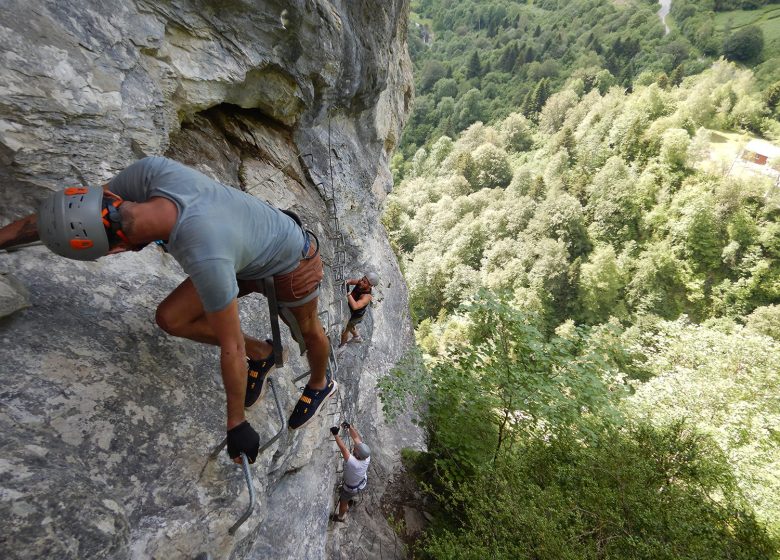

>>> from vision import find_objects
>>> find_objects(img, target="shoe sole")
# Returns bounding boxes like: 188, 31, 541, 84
246, 347, 289, 409
289, 379, 338, 430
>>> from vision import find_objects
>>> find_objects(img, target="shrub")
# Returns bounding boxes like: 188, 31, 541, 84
723, 26, 764, 63
470, 144, 512, 189
745, 304, 780, 340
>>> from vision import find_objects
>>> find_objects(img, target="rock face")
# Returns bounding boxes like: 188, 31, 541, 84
0, 2, 420, 559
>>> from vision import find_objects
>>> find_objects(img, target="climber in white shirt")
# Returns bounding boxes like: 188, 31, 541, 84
330, 421, 371, 522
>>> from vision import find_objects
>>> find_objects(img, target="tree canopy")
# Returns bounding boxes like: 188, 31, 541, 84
382, 1, 780, 555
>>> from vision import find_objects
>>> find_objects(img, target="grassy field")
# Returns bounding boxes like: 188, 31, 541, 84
409, 11, 433, 30
409, 1, 433, 29
714, 4, 780, 59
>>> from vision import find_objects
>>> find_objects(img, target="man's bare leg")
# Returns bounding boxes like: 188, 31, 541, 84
287, 297, 329, 390
340, 323, 361, 346
338, 498, 349, 519
155, 278, 272, 360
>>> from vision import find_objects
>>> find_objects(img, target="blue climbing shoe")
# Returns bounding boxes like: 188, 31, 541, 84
288, 374, 338, 430
245, 340, 287, 408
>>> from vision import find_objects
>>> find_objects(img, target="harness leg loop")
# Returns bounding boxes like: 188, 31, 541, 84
263, 277, 285, 368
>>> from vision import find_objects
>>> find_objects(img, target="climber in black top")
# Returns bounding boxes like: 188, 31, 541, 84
339, 272, 378, 348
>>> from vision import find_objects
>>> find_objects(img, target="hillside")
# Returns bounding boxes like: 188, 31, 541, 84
381, 1, 780, 557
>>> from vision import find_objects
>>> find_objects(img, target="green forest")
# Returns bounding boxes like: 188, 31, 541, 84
382, 0, 780, 558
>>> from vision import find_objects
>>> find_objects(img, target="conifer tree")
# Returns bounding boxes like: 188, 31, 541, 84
498, 42, 519, 73
670, 64, 685, 87
467, 50, 482, 79
521, 89, 535, 118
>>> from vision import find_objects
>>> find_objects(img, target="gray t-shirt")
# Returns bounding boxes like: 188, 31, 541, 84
109, 157, 305, 312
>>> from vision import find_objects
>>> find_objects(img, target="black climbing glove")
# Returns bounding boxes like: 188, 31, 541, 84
227, 421, 260, 464
330, 426, 340, 436
341, 421, 351, 430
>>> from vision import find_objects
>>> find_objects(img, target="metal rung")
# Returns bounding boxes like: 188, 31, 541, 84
259, 379, 287, 453
208, 377, 286, 534
318, 309, 331, 331
229, 454, 255, 535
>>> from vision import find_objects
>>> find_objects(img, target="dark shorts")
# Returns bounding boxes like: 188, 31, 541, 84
237, 240, 323, 304
339, 484, 365, 502
345, 314, 365, 330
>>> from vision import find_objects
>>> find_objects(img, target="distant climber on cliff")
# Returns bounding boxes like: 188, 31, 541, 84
330, 421, 371, 522
338, 272, 378, 348
0, 156, 338, 464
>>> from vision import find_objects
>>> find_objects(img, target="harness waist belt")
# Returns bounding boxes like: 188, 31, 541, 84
345, 478, 367, 491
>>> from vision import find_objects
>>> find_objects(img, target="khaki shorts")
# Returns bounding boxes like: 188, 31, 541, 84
238, 239, 323, 303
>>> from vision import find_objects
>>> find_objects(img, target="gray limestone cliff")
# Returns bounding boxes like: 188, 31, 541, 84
0, 1, 421, 558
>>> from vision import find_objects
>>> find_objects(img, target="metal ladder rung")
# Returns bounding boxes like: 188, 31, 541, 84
208, 377, 286, 534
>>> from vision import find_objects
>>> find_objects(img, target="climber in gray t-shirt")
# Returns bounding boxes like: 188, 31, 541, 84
108, 157, 305, 313
0, 156, 336, 466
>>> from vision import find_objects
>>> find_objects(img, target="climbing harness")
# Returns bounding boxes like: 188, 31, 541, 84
261, 210, 322, 365
344, 477, 367, 491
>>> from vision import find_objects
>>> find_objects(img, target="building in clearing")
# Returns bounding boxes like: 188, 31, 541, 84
730, 139, 780, 187
742, 139, 780, 166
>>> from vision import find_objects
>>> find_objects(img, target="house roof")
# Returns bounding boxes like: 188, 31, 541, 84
744, 139, 780, 159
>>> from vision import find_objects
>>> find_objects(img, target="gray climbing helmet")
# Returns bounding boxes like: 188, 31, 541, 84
365, 272, 379, 286
354, 443, 371, 460
38, 186, 111, 261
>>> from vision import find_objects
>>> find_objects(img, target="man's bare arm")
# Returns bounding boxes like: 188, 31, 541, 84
334, 433, 350, 460
348, 425, 362, 445
0, 215, 39, 250
204, 299, 247, 432
348, 293, 372, 312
